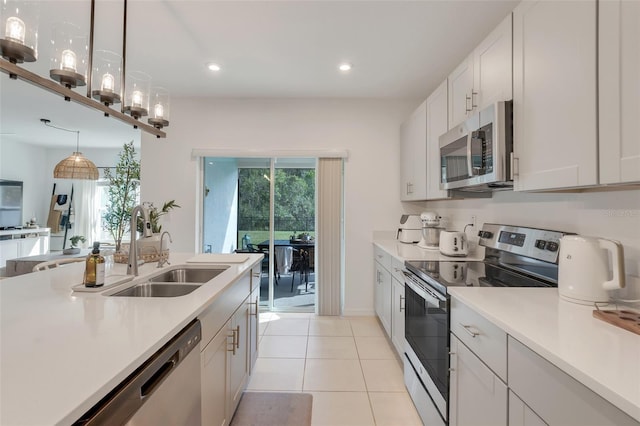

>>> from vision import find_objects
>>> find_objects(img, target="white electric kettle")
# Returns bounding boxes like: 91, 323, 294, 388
558, 235, 625, 305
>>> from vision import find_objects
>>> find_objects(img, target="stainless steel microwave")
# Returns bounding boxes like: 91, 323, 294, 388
439, 101, 513, 192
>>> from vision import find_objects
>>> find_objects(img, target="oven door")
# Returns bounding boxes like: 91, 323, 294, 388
404, 271, 449, 421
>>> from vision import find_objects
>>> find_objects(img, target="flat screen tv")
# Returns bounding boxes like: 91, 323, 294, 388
0, 180, 23, 230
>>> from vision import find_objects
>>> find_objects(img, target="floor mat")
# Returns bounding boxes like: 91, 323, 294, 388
230, 392, 313, 426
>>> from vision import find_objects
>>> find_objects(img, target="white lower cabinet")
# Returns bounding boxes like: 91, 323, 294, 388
390, 275, 405, 356
448, 295, 640, 426
508, 336, 639, 426
509, 391, 547, 426
374, 246, 392, 336
449, 335, 508, 426
202, 320, 232, 426
199, 266, 257, 426
248, 286, 260, 375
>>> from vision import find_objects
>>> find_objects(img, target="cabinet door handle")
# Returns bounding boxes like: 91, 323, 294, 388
512, 155, 519, 178
252, 272, 261, 278
249, 299, 259, 317
235, 325, 240, 349
465, 94, 472, 112
399, 295, 405, 312
461, 324, 480, 338
228, 331, 237, 355
471, 91, 478, 109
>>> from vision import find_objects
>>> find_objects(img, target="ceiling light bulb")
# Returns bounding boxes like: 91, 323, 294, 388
154, 103, 164, 119
101, 72, 114, 92
61, 49, 77, 72
5, 16, 26, 44
339, 63, 352, 72
208, 63, 221, 72
132, 90, 143, 107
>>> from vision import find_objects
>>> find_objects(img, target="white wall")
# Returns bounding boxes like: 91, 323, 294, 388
140, 98, 417, 315
0, 140, 50, 227
203, 158, 239, 253
405, 188, 640, 297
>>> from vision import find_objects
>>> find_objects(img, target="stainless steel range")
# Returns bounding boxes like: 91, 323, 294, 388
402, 223, 571, 425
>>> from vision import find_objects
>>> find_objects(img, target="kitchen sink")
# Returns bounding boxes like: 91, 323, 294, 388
109, 266, 230, 297
111, 282, 202, 297
148, 267, 229, 283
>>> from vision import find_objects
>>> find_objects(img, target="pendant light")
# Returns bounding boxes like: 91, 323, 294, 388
42, 119, 99, 180
0, 0, 38, 64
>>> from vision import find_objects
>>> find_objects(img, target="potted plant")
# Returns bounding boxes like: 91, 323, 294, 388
63, 235, 86, 254
135, 200, 180, 262
137, 200, 181, 234
102, 141, 140, 254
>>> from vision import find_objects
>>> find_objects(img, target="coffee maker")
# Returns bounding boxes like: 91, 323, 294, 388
417, 212, 443, 249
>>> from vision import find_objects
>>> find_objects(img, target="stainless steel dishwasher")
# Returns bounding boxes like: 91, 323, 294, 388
75, 320, 202, 425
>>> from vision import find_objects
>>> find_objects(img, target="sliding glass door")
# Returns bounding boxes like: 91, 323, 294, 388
202, 157, 316, 312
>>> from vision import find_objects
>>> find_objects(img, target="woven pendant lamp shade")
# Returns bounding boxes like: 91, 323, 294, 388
53, 152, 99, 180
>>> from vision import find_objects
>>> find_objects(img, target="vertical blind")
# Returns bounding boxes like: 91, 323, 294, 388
316, 157, 344, 315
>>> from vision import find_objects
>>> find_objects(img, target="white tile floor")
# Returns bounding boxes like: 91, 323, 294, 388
246, 313, 423, 426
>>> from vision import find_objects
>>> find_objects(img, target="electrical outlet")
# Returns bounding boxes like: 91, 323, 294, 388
471, 215, 476, 227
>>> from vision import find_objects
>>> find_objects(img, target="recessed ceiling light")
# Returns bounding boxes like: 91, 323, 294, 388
338, 63, 352, 72
207, 63, 221, 72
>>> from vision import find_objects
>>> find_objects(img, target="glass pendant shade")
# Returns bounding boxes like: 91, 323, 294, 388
91, 50, 122, 106
124, 70, 150, 119
0, 0, 38, 63
54, 152, 99, 180
49, 22, 88, 88
148, 87, 170, 129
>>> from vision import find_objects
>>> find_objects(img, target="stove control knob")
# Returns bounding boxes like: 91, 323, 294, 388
545, 241, 559, 252
535, 239, 547, 250
478, 231, 494, 239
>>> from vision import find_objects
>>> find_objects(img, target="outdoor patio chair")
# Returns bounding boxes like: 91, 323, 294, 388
245, 243, 278, 285
289, 248, 309, 292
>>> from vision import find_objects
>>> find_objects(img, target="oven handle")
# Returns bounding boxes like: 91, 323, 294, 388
403, 271, 447, 308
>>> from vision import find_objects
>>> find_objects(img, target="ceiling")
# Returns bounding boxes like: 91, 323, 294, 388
0, 0, 518, 149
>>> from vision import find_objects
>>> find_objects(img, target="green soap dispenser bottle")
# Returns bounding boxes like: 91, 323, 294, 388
84, 242, 106, 287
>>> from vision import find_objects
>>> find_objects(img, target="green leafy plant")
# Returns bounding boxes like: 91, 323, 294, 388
102, 141, 140, 252
137, 200, 181, 234
69, 235, 86, 248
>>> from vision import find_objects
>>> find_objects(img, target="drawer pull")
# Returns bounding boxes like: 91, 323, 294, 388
252, 272, 261, 278
399, 295, 405, 312
461, 324, 480, 338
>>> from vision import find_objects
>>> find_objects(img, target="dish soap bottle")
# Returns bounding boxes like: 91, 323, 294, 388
84, 242, 105, 287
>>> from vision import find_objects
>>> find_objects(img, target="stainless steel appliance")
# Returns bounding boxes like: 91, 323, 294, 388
417, 212, 443, 250
397, 214, 423, 244
439, 101, 513, 192
75, 320, 202, 425
403, 223, 570, 425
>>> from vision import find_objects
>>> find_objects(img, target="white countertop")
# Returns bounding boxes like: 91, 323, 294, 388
373, 238, 485, 262
448, 287, 640, 422
0, 252, 263, 426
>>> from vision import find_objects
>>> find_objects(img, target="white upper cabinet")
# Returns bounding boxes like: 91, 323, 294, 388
513, 0, 598, 191
426, 80, 450, 199
599, 0, 640, 184
448, 56, 474, 129
448, 14, 513, 129
473, 15, 513, 112
400, 100, 428, 201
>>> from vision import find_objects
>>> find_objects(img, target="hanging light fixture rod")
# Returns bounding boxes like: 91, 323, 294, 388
0, 60, 166, 138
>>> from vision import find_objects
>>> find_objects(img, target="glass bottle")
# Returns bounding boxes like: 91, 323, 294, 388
84, 242, 105, 287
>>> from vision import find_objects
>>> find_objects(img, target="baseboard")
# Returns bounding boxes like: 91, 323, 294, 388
342, 308, 376, 317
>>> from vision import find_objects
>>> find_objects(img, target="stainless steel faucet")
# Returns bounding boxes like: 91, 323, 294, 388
157, 231, 172, 268
127, 204, 153, 276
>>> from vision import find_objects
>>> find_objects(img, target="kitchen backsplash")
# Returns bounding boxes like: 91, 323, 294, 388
403, 188, 640, 300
